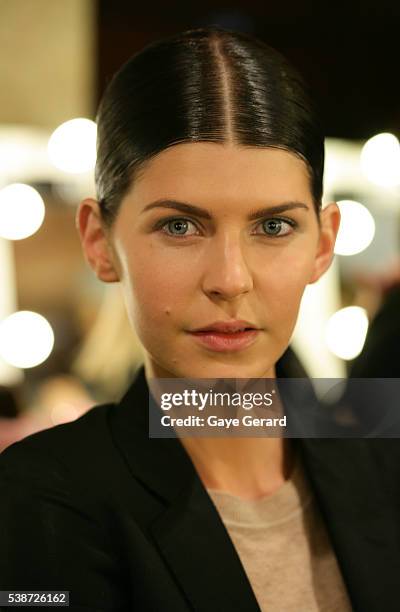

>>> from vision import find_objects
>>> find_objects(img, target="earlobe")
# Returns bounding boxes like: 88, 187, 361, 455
76, 198, 120, 283
308, 202, 341, 284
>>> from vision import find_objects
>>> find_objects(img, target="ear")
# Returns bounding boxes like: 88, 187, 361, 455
308, 202, 341, 284
75, 198, 120, 283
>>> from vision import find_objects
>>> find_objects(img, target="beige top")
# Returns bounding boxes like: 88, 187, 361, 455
206, 452, 353, 612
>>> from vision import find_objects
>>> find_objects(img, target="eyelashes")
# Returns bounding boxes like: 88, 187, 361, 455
159, 218, 199, 237
259, 218, 297, 237
155, 216, 298, 239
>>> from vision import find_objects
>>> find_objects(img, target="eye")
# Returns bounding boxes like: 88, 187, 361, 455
159, 217, 200, 237
257, 217, 297, 237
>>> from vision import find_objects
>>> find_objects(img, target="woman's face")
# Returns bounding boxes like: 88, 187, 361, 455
80, 143, 339, 379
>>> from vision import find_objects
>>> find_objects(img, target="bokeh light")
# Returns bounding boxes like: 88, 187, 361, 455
334, 200, 375, 256
325, 306, 369, 360
0, 183, 45, 240
0, 311, 54, 368
360, 132, 400, 187
48, 118, 97, 173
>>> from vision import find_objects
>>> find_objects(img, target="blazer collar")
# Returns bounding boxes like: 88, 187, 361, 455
110, 350, 400, 612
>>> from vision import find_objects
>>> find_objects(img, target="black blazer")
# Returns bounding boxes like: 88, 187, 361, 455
1, 352, 400, 612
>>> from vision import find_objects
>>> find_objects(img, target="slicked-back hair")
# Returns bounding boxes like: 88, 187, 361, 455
95, 26, 324, 226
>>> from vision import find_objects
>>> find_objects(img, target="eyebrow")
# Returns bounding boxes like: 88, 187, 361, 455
141, 199, 310, 220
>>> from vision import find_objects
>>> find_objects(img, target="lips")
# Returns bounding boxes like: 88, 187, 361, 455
187, 320, 261, 354
190, 320, 258, 333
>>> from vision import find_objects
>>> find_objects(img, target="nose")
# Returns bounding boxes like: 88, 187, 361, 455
202, 231, 254, 301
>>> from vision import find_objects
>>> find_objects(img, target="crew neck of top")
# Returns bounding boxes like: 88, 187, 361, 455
205, 449, 313, 528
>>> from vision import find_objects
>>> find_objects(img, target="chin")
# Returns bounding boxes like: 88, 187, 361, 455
177, 360, 275, 380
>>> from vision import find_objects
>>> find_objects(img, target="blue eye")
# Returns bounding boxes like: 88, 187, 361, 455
260, 218, 296, 237
161, 218, 199, 236
157, 216, 297, 238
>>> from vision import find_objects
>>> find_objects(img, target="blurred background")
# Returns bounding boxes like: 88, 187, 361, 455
1, 0, 400, 450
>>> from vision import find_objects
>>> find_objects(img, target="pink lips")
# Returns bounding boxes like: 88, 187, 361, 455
187, 320, 260, 352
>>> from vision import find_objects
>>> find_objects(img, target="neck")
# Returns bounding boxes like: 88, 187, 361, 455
143, 355, 295, 500
179, 435, 295, 500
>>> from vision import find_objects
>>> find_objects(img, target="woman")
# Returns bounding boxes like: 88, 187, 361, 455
1, 26, 399, 612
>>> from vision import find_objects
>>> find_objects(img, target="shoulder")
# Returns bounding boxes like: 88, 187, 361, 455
0, 403, 132, 604
0, 402, 118, 494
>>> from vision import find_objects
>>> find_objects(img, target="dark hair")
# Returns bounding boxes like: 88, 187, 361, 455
95, 26, 324, 227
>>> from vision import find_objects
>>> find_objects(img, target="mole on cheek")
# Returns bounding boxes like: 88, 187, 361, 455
164, 308, 171, 315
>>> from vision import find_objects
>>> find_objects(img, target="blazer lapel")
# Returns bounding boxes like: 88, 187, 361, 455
299, 437, 400, 612
110, 365, 261, 612
149, 469, 262, 612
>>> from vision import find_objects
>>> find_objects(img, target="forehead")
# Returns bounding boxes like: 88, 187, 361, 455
127, 142, 313, 206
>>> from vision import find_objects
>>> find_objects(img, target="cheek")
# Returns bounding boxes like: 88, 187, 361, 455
259, 246, 315, 326
119, 246, 194, 338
